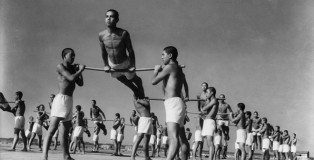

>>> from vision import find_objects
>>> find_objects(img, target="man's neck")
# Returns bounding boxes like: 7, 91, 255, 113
107, 26, 117, 33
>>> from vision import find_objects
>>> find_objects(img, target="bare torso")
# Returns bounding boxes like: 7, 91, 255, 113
162, 64, 184, 99
57, 64, 76, 96
217, 102, 231, 120
14, 100, 25, 117
134, 99, 151, 117
99, 28, 128, 64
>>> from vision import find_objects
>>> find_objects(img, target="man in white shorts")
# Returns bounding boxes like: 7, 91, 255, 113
111, 113, 121, 156
155, 125, 163, 157
131, 98, 152, 160
214, 129, 223, 159
152, 46, 190, 160
42, 48, 85, 160
201, 87, 218, 160
229, 103, 247, 160
282, 130, 290, 160
245, 111, 253, 160
117, 117, 125, 156
258, 117, 271, 160
130, 110, 140, 143
291, 133, 297, 160
252, 111, 262, 150
192, 114, 204, 160
271, 126, 281, 160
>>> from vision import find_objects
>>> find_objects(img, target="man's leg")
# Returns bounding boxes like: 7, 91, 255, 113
131, 133, 144, 159
28, 133, 36, 149
257, 135, 262, 150
42, 117, 61, 160
239, 143, 246, 160
179, 127, 189, 160
206, 135, 215, 160
117, 76, 140, 98
59, 120, 73, 160
20, 130, 27, 151
38, 135, 43, 150
246, 145, 253, 160
167, 122, 180, 160
143, 134, 151, 160
192, 142, 199, 159
11, 129, 20, 150
130, 75, 145, 99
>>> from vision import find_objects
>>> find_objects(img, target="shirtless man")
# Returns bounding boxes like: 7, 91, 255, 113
197, 82, 208, 112
99, 9, 145, 99
152, 46, 189, 160
131, 98, 152, 160
150, 112, 160, 157
117, 117, 125, 156
192, 114, 204, 160
216, 94, 233, 158
42, 48, 85, 160
156, 125, 163, 157
252, 111, 262, 150
90, 100, 107, 135
282, 130, 290, 160
111, 113, 121, 156
271, 126, 281, 160
245, 111, 253, 160
258, 118, 271, 160
201, 87, 219, 160
130, 110, 140, 142
229, 103, 246, 160
7, 91, 28, 151
290, 133, 297, 160
69, 105, 86, 154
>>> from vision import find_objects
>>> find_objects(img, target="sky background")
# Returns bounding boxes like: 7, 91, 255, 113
1, 0, 314, 154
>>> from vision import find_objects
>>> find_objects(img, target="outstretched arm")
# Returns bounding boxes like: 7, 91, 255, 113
124, 31, 136, 68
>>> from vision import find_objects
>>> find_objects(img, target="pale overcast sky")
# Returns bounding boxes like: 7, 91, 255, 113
1, 0, 314, 153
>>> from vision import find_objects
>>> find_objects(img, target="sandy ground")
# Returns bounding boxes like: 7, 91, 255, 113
0, 143, 263, 160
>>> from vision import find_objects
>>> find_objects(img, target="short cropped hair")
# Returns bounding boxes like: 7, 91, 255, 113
237, 103, 245, 111
76, 105, 81, 111
262, 117, 268, 123
201, 82, 208, 87
208, 87, 216, 96
92, 100, 96, 103
245, 111, 251, 117
107, 9, 119, 19
163, 46, 178, 61
16, 91, 23, 99
61, 48, 74, 59
115, 113, 120, 118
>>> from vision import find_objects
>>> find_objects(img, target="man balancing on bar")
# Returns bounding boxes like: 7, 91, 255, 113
99, 9, 145, 99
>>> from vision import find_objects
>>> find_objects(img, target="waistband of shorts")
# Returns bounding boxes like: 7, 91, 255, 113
164, 97, 183, 103
140, 116, 152, 121
56, 93, 72, 98
15, 116, 24, 118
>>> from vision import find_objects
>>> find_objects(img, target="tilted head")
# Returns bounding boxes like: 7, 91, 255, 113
162, 46, 178, 65
15, 91, 23, 100
61, 48, 75, 64
237, 103, 245, 111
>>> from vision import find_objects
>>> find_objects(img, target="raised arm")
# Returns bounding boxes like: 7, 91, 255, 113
124, 31, 135, 68
152, 65, 171, 85
57, 64, 84, 82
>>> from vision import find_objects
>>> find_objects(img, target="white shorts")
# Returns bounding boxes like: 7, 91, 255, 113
110, 129, 117, 140
133, 135, 137, 143
217, 120, 229, 126
156, 137, 162, 146
25, 130, 31, 138
93, 115, 103, 124
150, 135, 156, 144
246, 133, 253, 146
262, 138, 270, 150
278, 145, 283, 152
235, 142, 239, 149
164, 97, 186, 127
252, 128, 261, 136
283, 144, 290, 153
109, 58, 135, 80
73, 126, 84, 138
202, 119, 216, 136
138, 117, 152, 134
162, 136, 168, 145
53, 129, 59, 138
291, 145, 296, 153
93, 134, 99, 141
32, 123, 43, 135
273, 141, 280, 151
236, 129, 247, 144
51, 94, 73, 122
14, 116, 25, 130
195, 130, 203, 142
214, 135, 222, 146
117, 133, 124, 142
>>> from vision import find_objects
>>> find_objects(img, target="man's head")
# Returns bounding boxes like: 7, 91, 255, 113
245, 111, 251, 119
61, 48, 75, 64
120, 117, 125, 123
293, 133, 296, 137
50, 94, 55, 101
186, 128, 190, 132
15, 91, 23, 100
218, 94, 225, 102
237, 103, 245, 111
115, 113, 120, 118
76, 105, 81, 111
162, 46, 178, 65
151, 112, 155, 116
92, 100, 96, 106
201, 82, 208, 91
275, 126, 280, 131
253, 111, 259, 118
132, 110, 136, 115
105, 9, 119, 27
284, 130, 288, 135
262, 117, 267, 124
206, 87, 216, 99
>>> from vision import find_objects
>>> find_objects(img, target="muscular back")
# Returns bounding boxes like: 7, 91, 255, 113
162, 64, 184, 99
133, 99, 151, 117
99, 28, 128, 64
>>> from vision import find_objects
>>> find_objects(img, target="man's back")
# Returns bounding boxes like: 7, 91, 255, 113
163, 64, 184, 99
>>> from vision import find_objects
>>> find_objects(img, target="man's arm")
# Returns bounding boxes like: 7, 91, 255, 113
229, 112, 243, 124
202, 100, 215, 112
227, 104, 233, 113
57, 64, 84, 82
124, 31, 136, 68
152, 65, 171, 85
156, 117, 160, 127
185, 114, 190, 122
182, 73, 189, 101
259, 124, 267, 134
99, 109, 106, 121
197, 94, 202, 112
90, 108, 93, 119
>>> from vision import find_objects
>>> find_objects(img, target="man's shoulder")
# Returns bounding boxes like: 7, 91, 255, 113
99, 29, 108, 36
